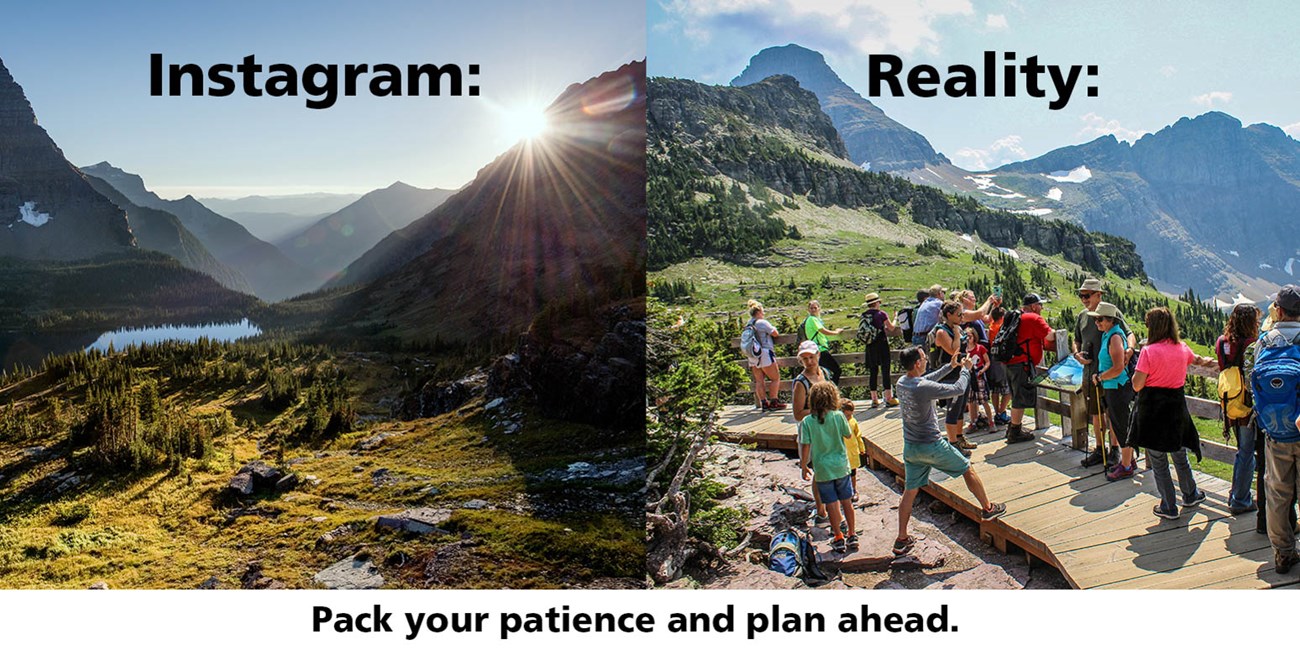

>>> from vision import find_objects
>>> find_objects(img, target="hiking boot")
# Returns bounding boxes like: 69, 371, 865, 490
1081, 447, 1105, 468
1153, 504, 1180, 520
830, 537, 847, 553
1276, 552, 1299, 574
1106, 446, 1120, 467
1105, 463, 1136, 482
1182, 490, 1208, 508
892, 536, 915, 556
885, 398, 899, 408
956, 445, 972, 458
1005, 425, 1035, 444
981, 503, 1007, 521
955, 434, 978, 450
846, 534, 860, 551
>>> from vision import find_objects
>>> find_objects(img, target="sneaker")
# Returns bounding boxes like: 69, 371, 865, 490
871, 401, 881, 409
1153, 504, 1180, 520
956, 446, 972, 458
1080, 447, 1105, 468
1106, 446, 1120, 467
1231, 503, 1258, 515
892, 536, 915, 556
768, 399, 787, 410
980, 503, 1007, 521
994, 412, 1010, 425
1105, 463, 1136, 482
1182, 490, 1207, 508
1005, 425, 1035, 444
885, 398, 899, 408
955, 434, 978, 450
759, 400, 772, 412
846, 534, 860, 551
1276, 552, 1299, 574
831, 537, 847, 553
974, 416, 991, 431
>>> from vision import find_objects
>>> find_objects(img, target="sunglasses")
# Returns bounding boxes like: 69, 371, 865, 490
1078, 292, 1096, 299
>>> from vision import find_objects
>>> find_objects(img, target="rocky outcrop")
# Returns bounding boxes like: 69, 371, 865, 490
731, 44, 948, 172
0, 58, 135, 261
225, 461, 296, 497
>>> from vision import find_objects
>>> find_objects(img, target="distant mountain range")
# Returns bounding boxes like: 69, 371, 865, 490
277, 181, 455, 284
201, 193, 361, 243
733, 43, 1298, 299
82, 162, 319, 301
0, 59, 135, 260
331, 60, 647, 343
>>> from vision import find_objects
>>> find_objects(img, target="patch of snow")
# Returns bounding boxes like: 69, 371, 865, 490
982, 190, 1025, 199
996, 247, 1021, 260
860, 162, 872, 171
1011, 208, 1054, 216
965, 174, 1023, 197
1260, 263, 1273, 270
1228, 250, 1240, 257
1045, 187, 1063, 201
960, 233, 973, 242
965, 175, 997, 190
1286, 258, 1295, 276
16, 201, 51, 227
925, 168, 943, 180
1215, 293, 1258, 310
1046, 166, 1092, 183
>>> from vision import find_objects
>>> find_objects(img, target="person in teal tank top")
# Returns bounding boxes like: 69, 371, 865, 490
1089, 302, 1138, 480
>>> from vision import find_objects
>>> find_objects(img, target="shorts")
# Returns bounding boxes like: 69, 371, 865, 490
1006, 363, 1039, 410
968, 372, 989, 402
988, 360, 1010, 394
944, 391, 969, 425
1082, 372, 1103, 416
747, 349, 776, 369
815, 475, 854, 503
903, 439, 971, 491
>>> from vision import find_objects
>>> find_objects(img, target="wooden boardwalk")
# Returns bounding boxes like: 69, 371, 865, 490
718, 402, 1300, 589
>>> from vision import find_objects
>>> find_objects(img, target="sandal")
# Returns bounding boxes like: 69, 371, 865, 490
891, 535, 915, 556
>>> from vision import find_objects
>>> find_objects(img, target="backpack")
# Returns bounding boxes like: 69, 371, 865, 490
856, 310, 881, 346
767, 528, 828, 583
740, 320, 762, 358
990, 310, 1025, 363
897, 307, 915, 341
1216, 339, 1252, 426
798, 317, 814, 344
926, 322, 956, 371
1251, 329, 1300, 443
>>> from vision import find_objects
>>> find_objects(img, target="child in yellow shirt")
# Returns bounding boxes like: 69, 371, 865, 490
841, 399, 867, 501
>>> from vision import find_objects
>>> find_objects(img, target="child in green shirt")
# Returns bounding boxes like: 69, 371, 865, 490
799, 382, 857, 552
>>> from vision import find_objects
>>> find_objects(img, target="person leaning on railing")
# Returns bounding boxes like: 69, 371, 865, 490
1216, 303, 1261, 515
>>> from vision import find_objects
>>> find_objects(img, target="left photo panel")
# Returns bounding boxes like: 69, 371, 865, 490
0, 0, 646, 589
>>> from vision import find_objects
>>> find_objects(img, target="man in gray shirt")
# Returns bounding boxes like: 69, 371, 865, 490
892, 346, 1006, 556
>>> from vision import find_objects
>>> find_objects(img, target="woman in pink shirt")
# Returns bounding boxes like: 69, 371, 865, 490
1129, 307, 1217, 520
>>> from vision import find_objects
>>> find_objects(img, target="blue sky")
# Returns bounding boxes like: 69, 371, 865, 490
650, 0, 1300, 170
3, 0, 644, 198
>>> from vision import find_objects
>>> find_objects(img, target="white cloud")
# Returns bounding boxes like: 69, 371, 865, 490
1159, 65, 1177, 78
1282, 122, 1300, 139
1192, 91, 1233, 108
1077, 112, 1148, 143
985, 14, 1008, 29
950, 134, 1027, 171
660, 0, 975, 55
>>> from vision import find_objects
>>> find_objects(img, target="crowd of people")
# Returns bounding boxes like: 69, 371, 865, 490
741, 280, 1300, 572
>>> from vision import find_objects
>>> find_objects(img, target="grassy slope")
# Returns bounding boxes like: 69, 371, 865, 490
651, 192, 1235, 481
0, 351, 640, 589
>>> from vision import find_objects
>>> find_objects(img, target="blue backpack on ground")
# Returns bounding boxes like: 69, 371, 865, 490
1251, 329, 1300, 443
768, 528, 828, 582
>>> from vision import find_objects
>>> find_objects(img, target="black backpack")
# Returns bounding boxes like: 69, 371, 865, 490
990, 310, 1026, 363
856, 311, 882, 346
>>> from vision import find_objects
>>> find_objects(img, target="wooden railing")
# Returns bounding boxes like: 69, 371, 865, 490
731, 329, 1240, 463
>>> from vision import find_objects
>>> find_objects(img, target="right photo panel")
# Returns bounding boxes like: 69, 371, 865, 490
646, 0, 1300, 590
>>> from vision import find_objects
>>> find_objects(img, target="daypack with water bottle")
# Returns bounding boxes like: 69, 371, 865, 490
768, 528, 828, 583
740, 320, 762, 358
1251, 329, 1300, 443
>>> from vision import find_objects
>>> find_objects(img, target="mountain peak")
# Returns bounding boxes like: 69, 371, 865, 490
731, 44, 852, 98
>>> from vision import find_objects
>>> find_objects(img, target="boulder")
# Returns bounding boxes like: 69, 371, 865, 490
462, 499, 489, 510
226, 472, 254, 496
376, 507, 452, 535
314, 556, 384, 589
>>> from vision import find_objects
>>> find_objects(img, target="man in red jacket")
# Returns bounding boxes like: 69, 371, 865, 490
1006, 294, 1057, 443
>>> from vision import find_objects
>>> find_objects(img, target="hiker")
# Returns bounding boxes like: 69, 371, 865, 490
1216, 303, 1261, 514
1086, 303, 1137, 481
860, 292, 900, 407
798, 382, 858, 553
988, 306, 1012, 426
893, 346, 1005, 556
1129, 307, 1215, 520
743, 299, 785, 411
804, 300, 845, 385
957, 289, 997, 429
897, 291, 925, 344
841, 399, 866, 501
1003, 294, 1057, 444
964, 324, 996, 434
1245, 285, 1300, 572
793, 340, 832, 523
911, 284, 945, 346
1073, 278, 1136, 468
932, 301, 975, 454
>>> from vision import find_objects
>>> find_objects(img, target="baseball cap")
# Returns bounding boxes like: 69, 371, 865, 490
1277, 285, 1300, 313
797, 341, 820, 357
1023, 293, 1047, 306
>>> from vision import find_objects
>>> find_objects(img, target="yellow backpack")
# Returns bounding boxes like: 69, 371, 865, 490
1218, 366, 1251, 420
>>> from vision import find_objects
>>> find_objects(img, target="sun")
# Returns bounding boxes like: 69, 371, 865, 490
500, 103, 550, 142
